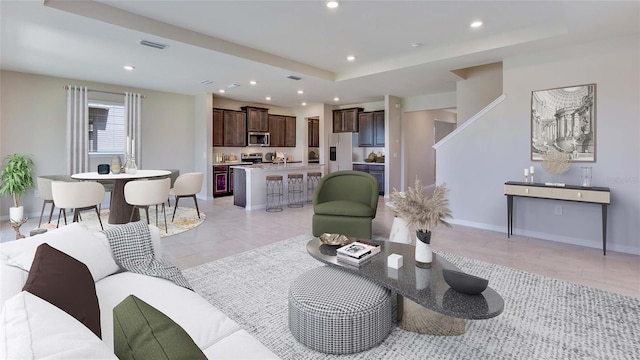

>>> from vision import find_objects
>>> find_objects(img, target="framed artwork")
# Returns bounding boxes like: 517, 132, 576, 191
531, 84, 596, 162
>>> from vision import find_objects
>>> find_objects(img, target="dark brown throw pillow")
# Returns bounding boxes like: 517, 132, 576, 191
22, 243, 101, 338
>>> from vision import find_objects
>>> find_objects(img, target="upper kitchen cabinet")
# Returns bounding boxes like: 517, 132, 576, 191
242, 106, 269, 132
268, 114, 285, 147
358, 111, 385, 147
308, 117, 319, 147
333, 107, 363, 133
222, 109, 247, 147
284, 116, 296, 147
213, 108, 224, 147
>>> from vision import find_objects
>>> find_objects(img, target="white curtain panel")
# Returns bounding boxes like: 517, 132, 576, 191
124, 92, 142, 168
66, 86, 89, 174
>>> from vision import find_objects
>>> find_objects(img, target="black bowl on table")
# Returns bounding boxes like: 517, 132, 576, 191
442, 268, 488, 295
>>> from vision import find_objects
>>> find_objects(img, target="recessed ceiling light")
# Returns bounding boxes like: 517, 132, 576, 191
470, 20, 483, 28
334, 97, 340, 101
347, 55, 355, 61
326, 1, 339, 9
249, 80, 257, 85
265, 96, 271, 101
411, 42, 422, 48
301, 102, 307, 106
123, 65, 135, 71
218, 89, 226, 93
297, 90, 304, 94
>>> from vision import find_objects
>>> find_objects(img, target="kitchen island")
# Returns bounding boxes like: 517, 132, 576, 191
231, 163, 325, 210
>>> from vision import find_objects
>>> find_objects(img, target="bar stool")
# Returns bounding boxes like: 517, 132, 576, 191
287, 173, 304, 208
307, 172, 322, 203
266, 175, 283, 212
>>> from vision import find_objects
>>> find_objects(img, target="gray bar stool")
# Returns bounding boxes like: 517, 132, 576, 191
266, 175, 283, 212
306, 172, 322, 203
287, 173, 304, 208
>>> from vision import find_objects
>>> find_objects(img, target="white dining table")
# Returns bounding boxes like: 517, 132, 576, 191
71, 170, 171, 224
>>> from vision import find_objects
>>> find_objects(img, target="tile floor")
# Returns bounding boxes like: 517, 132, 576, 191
2, 195, 638, 298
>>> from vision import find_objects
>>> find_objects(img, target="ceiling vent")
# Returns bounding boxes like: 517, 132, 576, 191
287, 75, 302, 81
227, 83, 240, 89
139, 40, 168, 50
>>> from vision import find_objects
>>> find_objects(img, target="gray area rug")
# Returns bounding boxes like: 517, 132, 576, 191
183, 234, 640, 359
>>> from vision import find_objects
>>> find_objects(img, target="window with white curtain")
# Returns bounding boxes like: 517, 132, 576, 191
88, 101, 125, 154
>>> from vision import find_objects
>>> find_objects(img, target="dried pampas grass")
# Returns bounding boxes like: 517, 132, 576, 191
390, 180, 452, 233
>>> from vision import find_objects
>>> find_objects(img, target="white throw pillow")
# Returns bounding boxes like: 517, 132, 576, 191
0, 291, 117, 360
0, 223, 119, 282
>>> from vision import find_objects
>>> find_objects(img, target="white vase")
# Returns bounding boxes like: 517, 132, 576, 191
415, 231, 433, 268
389, 216, 412, 244
9, 206, 24, 222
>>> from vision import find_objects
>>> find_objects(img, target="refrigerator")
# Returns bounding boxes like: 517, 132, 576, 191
328, 133, 355, 173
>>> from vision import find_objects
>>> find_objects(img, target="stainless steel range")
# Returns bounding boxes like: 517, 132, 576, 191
241, 153, 263, 164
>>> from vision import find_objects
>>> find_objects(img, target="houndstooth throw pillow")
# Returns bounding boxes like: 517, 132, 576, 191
103, 221, 192, 290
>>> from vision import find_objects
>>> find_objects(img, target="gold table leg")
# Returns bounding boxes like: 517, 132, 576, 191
397, 295, 465, 336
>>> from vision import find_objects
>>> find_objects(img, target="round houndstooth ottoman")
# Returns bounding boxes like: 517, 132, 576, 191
288, 265, 393, 354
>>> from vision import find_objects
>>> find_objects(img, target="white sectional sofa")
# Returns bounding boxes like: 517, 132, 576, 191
0, 223, 279, 359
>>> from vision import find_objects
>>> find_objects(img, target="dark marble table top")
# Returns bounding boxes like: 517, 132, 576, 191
307, 238, 504, 320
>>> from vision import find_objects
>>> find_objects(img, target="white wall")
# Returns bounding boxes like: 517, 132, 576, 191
436, 34, 640, 254
456, 62, 503, 125
0, 70, 197, 219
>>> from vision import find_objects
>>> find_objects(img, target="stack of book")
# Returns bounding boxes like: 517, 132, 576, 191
336, 240, 381, 267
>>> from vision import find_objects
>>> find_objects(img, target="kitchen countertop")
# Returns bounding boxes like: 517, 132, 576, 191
230, 163, 324, 171
213, 161, 252, 166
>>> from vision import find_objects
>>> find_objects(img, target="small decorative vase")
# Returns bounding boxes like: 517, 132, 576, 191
415, 230, 432, 268
124, 155, 137, 174
111, 155, 122, 174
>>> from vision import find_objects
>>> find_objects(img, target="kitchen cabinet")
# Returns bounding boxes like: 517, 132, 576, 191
268, 115, 285, 147
353, 163, 385, 195
223, 110, 247, 147
333, 107, 363, 133
284, 116, 296, 147
213, 109, 223, 146
242, 106, 269, 132
308, 117, 319, 147
269, 115, 296, 147
358, 111, 385, 147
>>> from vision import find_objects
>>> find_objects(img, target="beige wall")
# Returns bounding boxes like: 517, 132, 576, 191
456, 62, 503, 125
0, 70, 197, 219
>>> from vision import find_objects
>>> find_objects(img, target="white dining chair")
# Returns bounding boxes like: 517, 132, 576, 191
169, 172, 203, 222
51, 181, 105, 230
124, 177, 171, 232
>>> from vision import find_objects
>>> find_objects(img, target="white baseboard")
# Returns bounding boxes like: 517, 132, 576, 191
449, 218, 640, 255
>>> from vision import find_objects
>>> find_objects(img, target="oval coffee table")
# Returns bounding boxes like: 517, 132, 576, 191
307, 238, 504, 335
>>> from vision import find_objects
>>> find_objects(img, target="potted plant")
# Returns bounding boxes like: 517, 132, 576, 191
389, 179, 452, 268
0, 153, 35, 222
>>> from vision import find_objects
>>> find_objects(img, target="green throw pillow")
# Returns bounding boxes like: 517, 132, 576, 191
113, 295, 207, 360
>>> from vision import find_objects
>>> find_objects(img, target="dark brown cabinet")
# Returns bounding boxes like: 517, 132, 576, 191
358, 110, 385, 147
213, 109, 223, 147
333, 107, 363, 133
268, 115, 285, 147
242, 106, 269, 132
269, 114, 296, 147
284, 116, 296, 147
308, 117, 319, 147
222, 110, 247, 147
353, 163, 385, 195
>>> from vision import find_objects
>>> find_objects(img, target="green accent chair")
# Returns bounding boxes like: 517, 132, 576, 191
312, 170, 379, 239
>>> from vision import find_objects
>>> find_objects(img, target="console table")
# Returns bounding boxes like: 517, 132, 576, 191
504, 181, 611, 255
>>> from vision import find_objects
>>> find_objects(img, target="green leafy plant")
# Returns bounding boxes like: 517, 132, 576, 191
0, 153, 35, 207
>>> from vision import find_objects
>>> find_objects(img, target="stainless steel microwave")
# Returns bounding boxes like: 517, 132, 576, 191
247, 132, 270, 147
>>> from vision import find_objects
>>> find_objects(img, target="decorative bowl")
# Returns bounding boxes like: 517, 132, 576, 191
442, 268, 488, 295
318, 233, 351, 246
